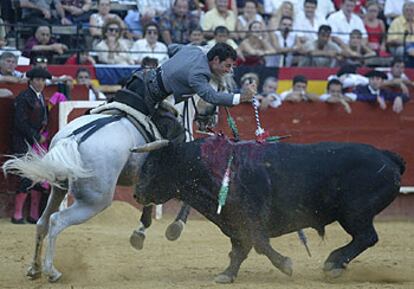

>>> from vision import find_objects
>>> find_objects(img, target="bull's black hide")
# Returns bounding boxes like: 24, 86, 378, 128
135, 135, 405, 283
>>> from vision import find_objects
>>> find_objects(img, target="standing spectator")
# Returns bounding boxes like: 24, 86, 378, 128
383, 57, 412, 95
364, 1, 387, 54
0, 52, 27, 84
89, 0, 127, 39
318, 78, 353, 114
387, 2, 414, 58
61, 0, 92, 23
131, 23, 168, 65
327, 0, 368, 47
201, 0, 237, 39
294, 0, 327, 44
349, 70, 409, 113
280, 74, 317, 102
238, 21, 276, 65
268, 1, 295, 31
10, 67, 52, 224
341, 29, 376, 66
269, 16, 301, 67
22, 26, 68, 64
95, 19, 133, 65
159, 0, 200, 45
75, 67, 106, 101
299, 25, 342, 67
20, 0, 71, 26
236, 0, 265, 41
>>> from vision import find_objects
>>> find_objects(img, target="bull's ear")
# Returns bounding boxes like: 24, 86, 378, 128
130, 140, 170, 153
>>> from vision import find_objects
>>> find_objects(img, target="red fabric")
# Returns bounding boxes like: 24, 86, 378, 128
65, 54, 95, 65
365, 22, 384, 51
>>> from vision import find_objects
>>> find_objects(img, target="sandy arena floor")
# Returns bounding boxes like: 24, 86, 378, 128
0, 201, 413, 289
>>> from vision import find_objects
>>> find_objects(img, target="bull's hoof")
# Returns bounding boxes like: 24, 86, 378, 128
26, 265, 42, 280
279, 257, 293, 276
214, 274, 235, 284
130, 230, 146, 250
323, 262, 345, 278
165, 220, 184, 241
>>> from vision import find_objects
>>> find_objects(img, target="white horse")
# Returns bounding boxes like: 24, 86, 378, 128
3, 112, 157, 282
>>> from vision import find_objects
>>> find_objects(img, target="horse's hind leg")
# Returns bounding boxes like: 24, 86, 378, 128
27, 186, 67, 280
165, 203, 191, 241
43, 199, 110, 282
130, 205, 153, 250
323, 217, 378, 278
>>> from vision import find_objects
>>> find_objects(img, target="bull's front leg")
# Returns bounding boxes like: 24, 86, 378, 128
130, 205, 153, 250
215, 238, 252, 284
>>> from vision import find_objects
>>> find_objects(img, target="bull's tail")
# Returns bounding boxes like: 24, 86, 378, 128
382, 150, 406, 175
2, 137, 93, 187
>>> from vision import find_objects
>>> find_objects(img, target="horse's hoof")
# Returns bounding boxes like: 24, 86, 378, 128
130, 230, 145, 250
165, 220, 184, 241
214, 274, 235, 284
323, 262, 345, 278
47, 270, 62, 283
26, 265, 42, 280
280, 257, 293, 276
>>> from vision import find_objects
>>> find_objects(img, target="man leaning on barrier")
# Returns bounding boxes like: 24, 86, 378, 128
110, 42, 257, 143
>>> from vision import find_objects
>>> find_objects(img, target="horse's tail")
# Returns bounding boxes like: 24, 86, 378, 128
3, 137, 93, 187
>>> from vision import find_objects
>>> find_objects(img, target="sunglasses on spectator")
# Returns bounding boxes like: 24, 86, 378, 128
108, 27, 120, 33
147, 30, 158, 35
35, 57, 48, 63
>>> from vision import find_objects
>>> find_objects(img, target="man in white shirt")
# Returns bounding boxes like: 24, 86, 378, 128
327, 0, 367, 47
131, 23, 168, 65
296, 0, 335, 19
294, 0, 327, 44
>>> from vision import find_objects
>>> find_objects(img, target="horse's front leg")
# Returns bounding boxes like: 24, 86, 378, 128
130, 205, 153, 250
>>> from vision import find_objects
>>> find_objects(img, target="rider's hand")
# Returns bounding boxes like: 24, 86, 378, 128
240, 82, 257, 103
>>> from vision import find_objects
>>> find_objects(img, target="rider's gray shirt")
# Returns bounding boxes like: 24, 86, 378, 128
160, 44, 236, 106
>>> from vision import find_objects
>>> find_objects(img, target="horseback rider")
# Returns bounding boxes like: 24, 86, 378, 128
111, 42, 257, 142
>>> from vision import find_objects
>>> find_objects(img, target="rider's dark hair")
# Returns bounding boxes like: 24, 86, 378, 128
207, 42, 237, 62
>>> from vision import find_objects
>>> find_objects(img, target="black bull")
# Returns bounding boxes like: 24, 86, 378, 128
133, 135, 405, 283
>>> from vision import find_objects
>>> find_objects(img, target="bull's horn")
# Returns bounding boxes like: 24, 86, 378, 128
130, 140, 170, 153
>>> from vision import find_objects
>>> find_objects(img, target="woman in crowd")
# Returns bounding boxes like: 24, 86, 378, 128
89, 0, 127, 38
268, 1, 295, 31
236, 0, 265, 40
363, 1, 387, 54
95, 19, 134, 65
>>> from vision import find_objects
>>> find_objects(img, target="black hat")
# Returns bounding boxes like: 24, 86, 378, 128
26, 67, 52, 79
365, 69, 387, 79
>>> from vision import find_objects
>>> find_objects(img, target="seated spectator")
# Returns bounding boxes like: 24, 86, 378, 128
208, 26, 239, 50
330, 64, 369, 90
296, 0, 335, 19
238, 21, 276, 65
136, 0, 173, 21
0, 17, 5, 48
95, 19, 134, 65
269, 16, 301, 67
0, 26, 22, 58
294, 0, 327, 45
383, 57, 413, 96
384, 0, 405, 22
159, 0, 200, 45
318, 78, 353, 114
124, 9, 143, 40
20, 0, 71, 26
61, 0, 92, 23
23, 25, 68, 64
89, 0, 127, 39
327, 0, 367, 48
268, 1, 295, 31
280, 74, 317, 102
236, 0, 265, 41
341, 29, 376, 66
0, 52, 27, 84
201, 0, 237, 40
349, 70, 409, 114
386, 2, 414, 58
75, 67, 106, 101
205, 0, 238, 14
65, 50, 96, 65
189, 27, 206, 46
130, 23, 168, 65
256, 76, 282, 109
364, 1, 387, 54
299, 25, 342, 67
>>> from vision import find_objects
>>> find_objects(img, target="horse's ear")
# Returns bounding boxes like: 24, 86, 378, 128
130, 140, 170, 153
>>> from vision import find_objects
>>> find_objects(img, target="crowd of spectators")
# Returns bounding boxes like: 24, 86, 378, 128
0, 0, 412, 111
